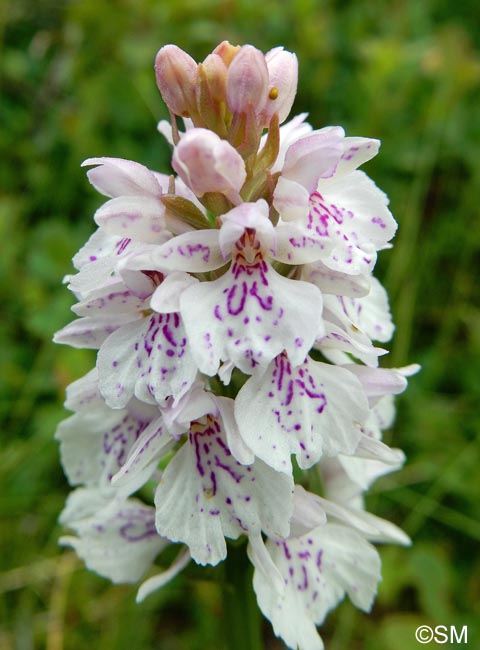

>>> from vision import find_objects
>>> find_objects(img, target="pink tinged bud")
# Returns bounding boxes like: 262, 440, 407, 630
172, 128, 246, 202
262, 47, 298, 125
226, 45, 269, 115
213, 40, 241, 67
201, 53, 228, 103
197, 54, 229, 135
155, 45, 198, 116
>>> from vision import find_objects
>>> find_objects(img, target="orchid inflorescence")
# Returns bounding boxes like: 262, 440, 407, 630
54, 41, 417, 650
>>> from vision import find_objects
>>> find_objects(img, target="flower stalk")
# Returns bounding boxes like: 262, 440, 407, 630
223, 543, 263, 650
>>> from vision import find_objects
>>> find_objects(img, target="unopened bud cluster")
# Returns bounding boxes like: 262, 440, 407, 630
54, 41, 416, 650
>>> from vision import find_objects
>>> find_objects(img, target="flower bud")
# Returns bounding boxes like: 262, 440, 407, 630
213, 40, 240, 67
201, 53, 228, 104
172, 128, 246, 202
226, 45, 269, 115
261, 47, 298, 125
155, 44, 198, 116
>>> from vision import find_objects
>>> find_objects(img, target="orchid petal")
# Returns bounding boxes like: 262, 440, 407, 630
94, 196, 167, 243
252, 524, 381, 650
60, 492, 166, 583
112, 415, 175, 491
82, 157, 163, 198
56, 400, 155, 494
136, 548, 191, 602
150, 272, 198, 314
155, 411, 293, 565
54, 314, 138, 349
180, 260, 323, 375
97, 312, 197, 408
282, 127, 344, 193
128, 230, 224, 273
235, 354, 369, 473
273, 176, 310, 222
336, 137, 380, 177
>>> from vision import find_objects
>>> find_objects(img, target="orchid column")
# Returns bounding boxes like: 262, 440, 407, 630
54, 40, 416, 650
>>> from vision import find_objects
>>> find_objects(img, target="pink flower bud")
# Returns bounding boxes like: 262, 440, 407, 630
213, 40, 240, 67
261, 47, 298, 125
201, 53, 228, 104
226, 45, 269, 115
172, 128, 246, 202
155, 44, 198, 116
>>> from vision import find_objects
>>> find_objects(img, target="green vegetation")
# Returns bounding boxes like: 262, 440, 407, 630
1, 1, 479, 648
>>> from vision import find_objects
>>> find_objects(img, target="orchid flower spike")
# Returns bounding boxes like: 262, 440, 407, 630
54, 39, 416, 650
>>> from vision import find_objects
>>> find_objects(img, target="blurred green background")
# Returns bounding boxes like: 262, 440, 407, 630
1, 0, 479, 648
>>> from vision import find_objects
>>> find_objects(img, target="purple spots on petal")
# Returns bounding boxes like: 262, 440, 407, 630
372, 216, 386, 229
298, 565, 309, 591
227, 282, 248, 316
298, 550, 311, 559
116, 238, 131, 255
177, 243, 211, 262
249, 281, 273, 311
118, 508, 157, 542
214, 455, 244, 483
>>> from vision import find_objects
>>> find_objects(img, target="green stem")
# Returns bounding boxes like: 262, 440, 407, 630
222, 543, 263, 650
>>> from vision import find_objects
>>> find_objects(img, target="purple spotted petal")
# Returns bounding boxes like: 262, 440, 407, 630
313, 170, 397, 273
72, 287, 149, 317
251, 523, 381, 650
155, 411, 293, 565
301, 260, 371, 298
54, 314, 139, 350
56, 401, 154, 493
235, 354, 369, 473
336, 137, 380, 177
94, 196, 167, 243
72, 229, 121, 270
98, 311, 197, 408
127, 229, 225, 273
180, 257, 323, 375
112, 415, 175, 491
60, 490, 167, 583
